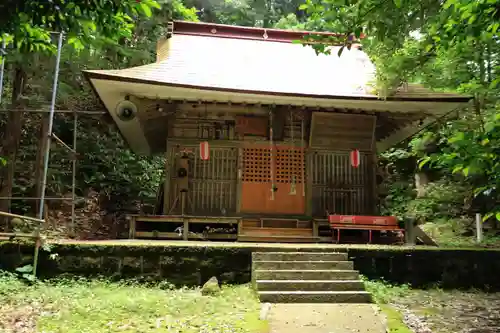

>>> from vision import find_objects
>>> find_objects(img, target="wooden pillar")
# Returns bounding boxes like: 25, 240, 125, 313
371, 153, 379, 215
128, 216, 136, 239
305, 150, 313, 217
405, 218, 416, 245
370, 116, 378, 215
235, 146, 243, 213
183, 218, 189, 240
312, 219, 319, 237
163, 142, 172, 215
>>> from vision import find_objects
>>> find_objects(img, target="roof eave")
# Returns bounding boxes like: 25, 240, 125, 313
83, 70, 472, 104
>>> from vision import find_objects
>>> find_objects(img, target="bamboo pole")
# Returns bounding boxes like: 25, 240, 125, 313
52, 133, 76, 153
0, 210, 45, 224
0, 232, 37, 239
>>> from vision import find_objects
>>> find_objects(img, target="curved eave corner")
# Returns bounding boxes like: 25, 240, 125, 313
84, 70, 153, 155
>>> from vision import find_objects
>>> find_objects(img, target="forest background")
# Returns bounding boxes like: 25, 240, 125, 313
0, 0, 498, 244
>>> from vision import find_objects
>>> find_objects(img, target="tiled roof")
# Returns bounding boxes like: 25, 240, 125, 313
86, 32, 378, 98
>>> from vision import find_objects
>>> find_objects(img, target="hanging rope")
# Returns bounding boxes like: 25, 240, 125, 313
269, 109, 275, 200
289, 109, 296, 195
301, 113, 306, 197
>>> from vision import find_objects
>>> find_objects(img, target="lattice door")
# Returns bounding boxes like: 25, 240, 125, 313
242, 147, 271, 182
242, 147, 305, 183
241, 145, 305, 214
275, 148, 305, 184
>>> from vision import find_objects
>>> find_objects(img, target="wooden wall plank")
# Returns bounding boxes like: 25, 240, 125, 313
166, 144, 239, 215
310, 150, 374, 217
310, 112, 376, 152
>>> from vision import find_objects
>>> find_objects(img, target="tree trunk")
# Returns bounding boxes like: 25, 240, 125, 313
415, 171, 429, 198
33, 113, 50, 215
0, 65, 26, 229
486, 42, 492, 84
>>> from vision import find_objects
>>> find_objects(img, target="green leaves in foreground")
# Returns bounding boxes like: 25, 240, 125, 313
0, 0, 161, 54
417, 108, 500, 222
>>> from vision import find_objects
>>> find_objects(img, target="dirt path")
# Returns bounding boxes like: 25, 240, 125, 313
267, 304, 386, 333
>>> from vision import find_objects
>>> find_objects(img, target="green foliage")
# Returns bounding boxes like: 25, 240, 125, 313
0, 0, 161, 54
412, 181, 471, 219
0, 275, 265, 333
300, 0, 499, 93
0, 271, 24, 296
363, 278, 411, 304
421, 108, 500, 221
362, 279, 414, 333
299, 0, 499, 225
184, 0, 306, 28
0, 0, 200, 221
274, 13, 306, 30
421, 219, 500, 248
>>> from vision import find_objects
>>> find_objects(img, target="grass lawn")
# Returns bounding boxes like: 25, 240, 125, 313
0, 272, 267, 333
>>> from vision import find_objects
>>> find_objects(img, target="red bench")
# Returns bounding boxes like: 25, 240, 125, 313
328, 215, 404, 243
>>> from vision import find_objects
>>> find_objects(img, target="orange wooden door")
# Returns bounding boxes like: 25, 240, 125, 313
240, 144, 305, 215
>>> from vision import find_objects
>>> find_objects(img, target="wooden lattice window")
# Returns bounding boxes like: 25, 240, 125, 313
242, 148, 271, 182
275, 147, 305, 183
242, 146, 304, 183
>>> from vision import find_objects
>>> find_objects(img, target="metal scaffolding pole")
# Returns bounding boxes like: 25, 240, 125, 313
33, 31, 64, 277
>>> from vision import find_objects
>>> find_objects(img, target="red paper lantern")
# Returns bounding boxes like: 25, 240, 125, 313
350, 149, 360, 168
199, 141, 210, 161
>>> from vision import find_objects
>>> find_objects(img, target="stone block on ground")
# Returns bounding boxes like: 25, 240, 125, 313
201, 276, 220, 296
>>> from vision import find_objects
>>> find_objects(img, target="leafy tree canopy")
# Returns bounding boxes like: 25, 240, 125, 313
0, 0, 161, 53
300, 0, 499, 93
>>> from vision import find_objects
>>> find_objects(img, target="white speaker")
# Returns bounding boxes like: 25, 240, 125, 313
115, 100, 138, 122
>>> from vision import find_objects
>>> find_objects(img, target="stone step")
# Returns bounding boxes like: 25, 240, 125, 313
254, 269, 359, 280
239, 235, 319, 243
253, 260, 353, 270
258, 290, 372, 303
256, 279, 365, 291
252, 251, 347, 262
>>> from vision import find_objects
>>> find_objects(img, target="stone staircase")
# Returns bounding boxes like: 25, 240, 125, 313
252, 251, 372, 303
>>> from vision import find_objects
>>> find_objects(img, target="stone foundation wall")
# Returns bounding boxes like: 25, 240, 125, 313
2, 242, 500, 290
348, 248, 500, 290
0, 242, 252, 285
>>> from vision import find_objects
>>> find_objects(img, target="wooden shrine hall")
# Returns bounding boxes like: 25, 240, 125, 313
84, 21, 471, 243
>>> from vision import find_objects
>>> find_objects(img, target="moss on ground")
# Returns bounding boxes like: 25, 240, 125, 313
379, 305, 413, 333
421, 221, 500, 248
0, 272, 268, 333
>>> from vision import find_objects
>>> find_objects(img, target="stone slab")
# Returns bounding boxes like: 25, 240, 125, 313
268, 303, 386, 333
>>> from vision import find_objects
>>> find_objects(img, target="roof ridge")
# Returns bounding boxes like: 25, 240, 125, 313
171, 20, 357, 44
